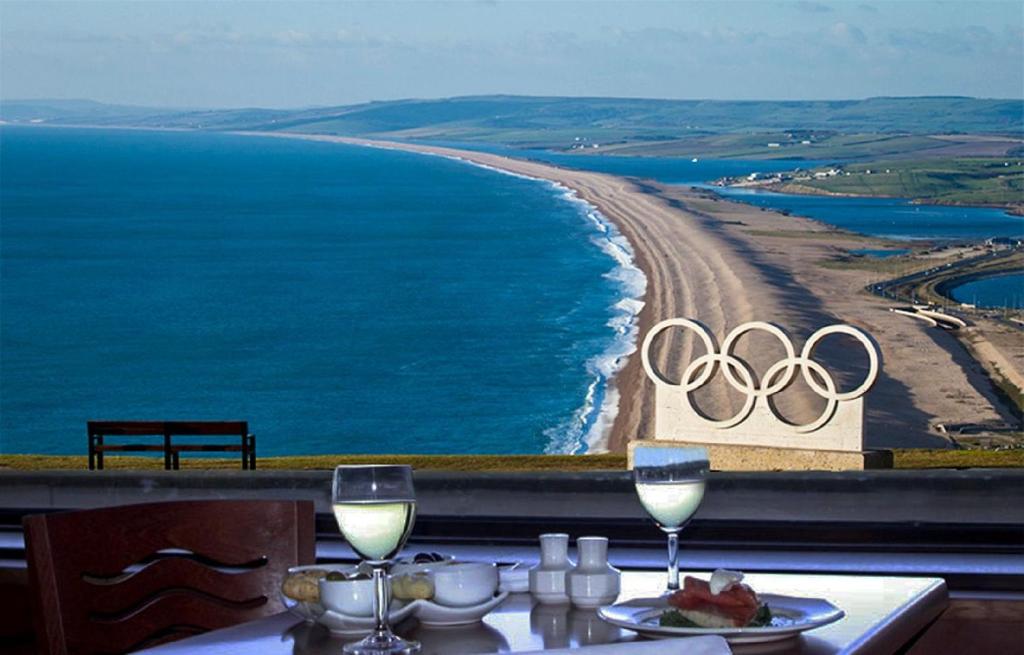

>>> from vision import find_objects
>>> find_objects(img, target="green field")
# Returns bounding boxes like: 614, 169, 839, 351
582, 132, 954, 160
778, 158, 1024, 208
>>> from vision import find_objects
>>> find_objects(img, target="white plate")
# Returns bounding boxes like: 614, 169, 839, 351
318, 601, 417, 634
597, 593, 844, 644
410, 591, 510, 627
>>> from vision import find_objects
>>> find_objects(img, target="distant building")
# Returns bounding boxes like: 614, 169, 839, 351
767, 143, 781, 148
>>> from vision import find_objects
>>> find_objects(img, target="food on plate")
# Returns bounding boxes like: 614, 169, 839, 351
660, 569, 772, 628
392, 572, 435, 600
281, 569, 329, 603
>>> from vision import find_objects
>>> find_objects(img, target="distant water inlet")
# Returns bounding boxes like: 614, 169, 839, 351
947, 272, 1024, 309
0, 127, 642, 456
708, 187, 1024, 241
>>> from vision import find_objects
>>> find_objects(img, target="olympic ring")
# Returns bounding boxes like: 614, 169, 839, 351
800, 325, 880, 402
681, 353, 757, 428
641, 318, 718, 391
720, 321, 797, 397
642, 318, 880, 433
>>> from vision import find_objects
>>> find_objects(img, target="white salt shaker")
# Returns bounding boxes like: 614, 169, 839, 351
567, 536, 621, 608
529, 533, 573, 604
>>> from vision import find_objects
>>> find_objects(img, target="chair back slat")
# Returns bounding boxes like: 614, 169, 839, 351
24, 500, 315, 655
79, 591, 269, 654
84, 556, 273, 613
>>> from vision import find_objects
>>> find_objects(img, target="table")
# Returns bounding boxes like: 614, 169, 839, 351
136, 571, 948, 654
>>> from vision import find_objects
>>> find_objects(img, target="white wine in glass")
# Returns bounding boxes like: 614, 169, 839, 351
332, 501, 416, 563
633, 446, 709, 591
333, 465, 419, 655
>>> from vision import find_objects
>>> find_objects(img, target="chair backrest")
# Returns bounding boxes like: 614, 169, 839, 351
24, 500, 315, 655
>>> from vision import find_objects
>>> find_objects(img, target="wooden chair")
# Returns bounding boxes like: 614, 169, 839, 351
23, 500, 315, 655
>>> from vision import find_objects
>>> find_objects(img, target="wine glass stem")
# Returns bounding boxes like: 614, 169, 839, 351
666, 531, 680, 590
371, 565, 391, 638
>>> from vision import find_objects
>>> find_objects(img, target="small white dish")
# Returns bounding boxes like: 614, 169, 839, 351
319, 576, 376, 617
410, 591, 510, 627
597, 593, 845, 644
318, 601, 417, 634
430, 561, 499, 607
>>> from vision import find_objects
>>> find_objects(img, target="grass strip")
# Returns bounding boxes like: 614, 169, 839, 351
1, 450, 1022, 471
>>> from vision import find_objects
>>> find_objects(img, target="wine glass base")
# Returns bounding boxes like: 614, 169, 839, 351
343, 633, 420, 655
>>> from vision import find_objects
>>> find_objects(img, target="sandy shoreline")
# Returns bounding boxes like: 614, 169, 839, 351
246, 132, 1015, 452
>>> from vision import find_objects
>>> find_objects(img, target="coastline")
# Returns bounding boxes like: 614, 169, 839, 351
323, 138, 649, 454
239, 131, 1019, 452
242, 132, 774, 452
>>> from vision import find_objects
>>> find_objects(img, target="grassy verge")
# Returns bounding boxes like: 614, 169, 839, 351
0, 453, 628, 472
2, 450, 1022, 471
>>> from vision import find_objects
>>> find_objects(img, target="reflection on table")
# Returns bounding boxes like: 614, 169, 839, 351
137, 570, 948, 655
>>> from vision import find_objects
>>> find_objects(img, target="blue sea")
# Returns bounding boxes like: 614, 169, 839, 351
0, 127, 643, 456
949, 273, 1024, 309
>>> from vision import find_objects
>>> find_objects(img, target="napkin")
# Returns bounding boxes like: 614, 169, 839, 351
518, 635, 731, 655
498, 565, 530, 593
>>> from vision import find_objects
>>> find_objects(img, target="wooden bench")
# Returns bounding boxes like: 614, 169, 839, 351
87, 421, 256, 470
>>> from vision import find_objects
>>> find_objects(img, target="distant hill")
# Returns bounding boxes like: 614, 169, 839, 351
267, 95, 1024, 138
3, 95, 1021, 157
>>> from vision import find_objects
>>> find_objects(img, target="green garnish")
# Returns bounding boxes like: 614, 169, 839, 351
325, 571, 347, 581
749, 604, 773, 627
659, 610, 701, 628
658, 605, 773, 628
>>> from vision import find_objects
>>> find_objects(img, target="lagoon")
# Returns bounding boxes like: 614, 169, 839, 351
949, 273, 1024, 309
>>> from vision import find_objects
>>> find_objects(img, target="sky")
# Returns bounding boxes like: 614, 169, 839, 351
1, 1, 1021, 108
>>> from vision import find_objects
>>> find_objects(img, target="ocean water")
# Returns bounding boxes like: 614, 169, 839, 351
949, 273, 1024, 309
0, 127, 643, 456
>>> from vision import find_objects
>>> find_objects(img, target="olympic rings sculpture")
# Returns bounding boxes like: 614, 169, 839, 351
641, 318, 880, 434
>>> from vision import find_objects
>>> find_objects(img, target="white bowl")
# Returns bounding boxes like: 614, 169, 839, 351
319, 576, 376, 617
280, 564, 353, 622
430, 562, 498, 608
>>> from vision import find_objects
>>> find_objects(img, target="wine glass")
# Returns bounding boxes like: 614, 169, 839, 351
333, 465, 419, 655
633, 445, 709, 592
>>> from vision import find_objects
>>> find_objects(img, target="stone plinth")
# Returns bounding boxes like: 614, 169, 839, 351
628, 440, 893, 472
